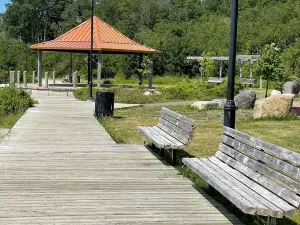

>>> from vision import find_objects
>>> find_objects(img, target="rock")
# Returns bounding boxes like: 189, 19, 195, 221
254, 95, 295, 119
234, 90, 256, 109
192, 101, 219, 110
143, 91, 152, 96
270, 90, 282, 97
283, 82, 300, 95
212, 99, 226, 108
154, 90, 162, 96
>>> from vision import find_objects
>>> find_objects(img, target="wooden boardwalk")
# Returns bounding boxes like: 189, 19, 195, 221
0, 94, 243, 224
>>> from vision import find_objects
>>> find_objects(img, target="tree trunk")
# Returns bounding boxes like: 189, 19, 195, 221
265, 79, 269, 98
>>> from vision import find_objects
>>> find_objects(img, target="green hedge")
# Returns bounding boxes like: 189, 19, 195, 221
0, 87, 35, 116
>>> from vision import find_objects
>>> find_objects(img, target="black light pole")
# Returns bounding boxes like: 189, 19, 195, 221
224, 0, 238, 129
88, 0, 95, 100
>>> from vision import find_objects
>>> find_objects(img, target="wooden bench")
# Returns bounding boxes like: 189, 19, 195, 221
137, 107, 195, 165
208, 77, 223, 84
241, 78, 255, 86
183, 126, 300, 225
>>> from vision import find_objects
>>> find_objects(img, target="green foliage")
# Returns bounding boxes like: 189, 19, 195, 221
198, 55, 219, 78
0, 87, 35, 116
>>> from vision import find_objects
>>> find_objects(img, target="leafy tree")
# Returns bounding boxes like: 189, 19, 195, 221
255, 43, 285, 96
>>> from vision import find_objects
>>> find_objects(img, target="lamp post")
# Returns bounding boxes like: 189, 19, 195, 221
224, 0, 239, 129
76, 0, 98, 100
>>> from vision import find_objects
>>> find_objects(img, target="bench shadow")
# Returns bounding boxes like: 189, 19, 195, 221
144, 145, 298, 225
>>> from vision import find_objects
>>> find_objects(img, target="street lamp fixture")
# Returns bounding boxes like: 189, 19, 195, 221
75, 0, 99, 100
224, 0, 239, 129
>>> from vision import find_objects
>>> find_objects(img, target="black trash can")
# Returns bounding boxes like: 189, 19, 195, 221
95, 91, 115, 117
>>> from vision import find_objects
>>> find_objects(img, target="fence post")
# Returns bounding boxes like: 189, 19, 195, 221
23, 71, 27, 87
45, 72, 49, 88
53, 71, 56, 84
73, 71, 78, 89
32, 71, 36, 84
17, 71, 20, 86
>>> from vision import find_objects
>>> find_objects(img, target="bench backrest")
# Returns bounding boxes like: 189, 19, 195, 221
216, 126, 300, 208
241, 78, 255, 85
157, 108, 195, 145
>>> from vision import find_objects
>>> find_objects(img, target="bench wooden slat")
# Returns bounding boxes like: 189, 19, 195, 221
224, 126, 300, 166
222, 135, 300, 182
157, 123, 189, 145
159, 118, 192, 139
161, 108, 195, 126
215, 151, 300, 209
209, 156, 297, 217
137, 126, 172, 149
152, 126, 184, 149
198, 158, 283, 218
219, 143, 300, 194
148, 127, 179, 149
160, 112, 194, 133
182, 158, 258, 215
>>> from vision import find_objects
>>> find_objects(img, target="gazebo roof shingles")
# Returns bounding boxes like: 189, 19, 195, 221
30, 16, 160, 54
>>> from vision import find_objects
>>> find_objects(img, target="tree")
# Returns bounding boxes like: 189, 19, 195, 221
255, 43, 285, 97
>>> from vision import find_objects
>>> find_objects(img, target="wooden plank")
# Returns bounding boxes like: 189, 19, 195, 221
148, 127, 180, 149
161, 108, 195, 126
209, 156, 297, 217
182, 158, 259, 216
219, 143, 300, 194
215, 151, 300, 208
157, 123, 189, 145
224, 126, 300, 166
136, 126, 172, 149
222, 135, 300, 182
159, 118, 192, 139
152, 126, 184, 148
160, 112, 194, 133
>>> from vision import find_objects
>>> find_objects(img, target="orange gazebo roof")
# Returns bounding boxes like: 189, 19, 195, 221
30, 16, 160, 54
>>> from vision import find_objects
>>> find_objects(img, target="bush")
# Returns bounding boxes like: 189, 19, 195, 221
0, 87, 35, 116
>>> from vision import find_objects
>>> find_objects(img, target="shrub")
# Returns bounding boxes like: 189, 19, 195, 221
0, 87, 35, 116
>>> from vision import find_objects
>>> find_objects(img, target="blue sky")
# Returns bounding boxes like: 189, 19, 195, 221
0, 0, 10, 13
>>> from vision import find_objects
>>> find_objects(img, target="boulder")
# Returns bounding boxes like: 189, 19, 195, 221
283, 82, 300, 95
143, 91, 152, 96
154, 90, 162, 96
234, 90, 256, 109
212, 99, 226, 108
192, 101, 219, 110
254, 95, 295, 119
270, 90, 282, 97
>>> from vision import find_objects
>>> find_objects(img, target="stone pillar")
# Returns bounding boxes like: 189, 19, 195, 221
45, 72, 48, 88
10, 71, 15, 86
17, 71, 20, 86
239, 61, 243, 79
148, 63, 153, 89
219, 63, 223, 79
97, 52, 102, 88
73, 71, 78, 89
23, 71, 27, 87
53, 71, 56, 84
32, 71, 36, 84
38, 51, 42, 87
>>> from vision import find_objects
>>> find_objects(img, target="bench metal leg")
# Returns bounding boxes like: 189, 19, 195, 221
267, 217, 276, 225
160, 148, 165, 157
172, 149, 177, 166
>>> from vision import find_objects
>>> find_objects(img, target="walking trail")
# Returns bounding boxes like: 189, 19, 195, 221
0, 93, 243, 224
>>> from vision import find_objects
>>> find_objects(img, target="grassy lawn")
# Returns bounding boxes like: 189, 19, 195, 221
99, 105, 300, 225
0, 113, 23, 129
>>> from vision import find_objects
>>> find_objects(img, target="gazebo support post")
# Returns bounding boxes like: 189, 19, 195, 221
249, 60, 253, 79
38, 51, 42, 87
219, 63, 223, 79
88, 54, 91, 84
97, 52, 102, 88
69, 53, 73, 83
148, 62, 153, 89
138, 54, 144, 86
239, 60, 243, 79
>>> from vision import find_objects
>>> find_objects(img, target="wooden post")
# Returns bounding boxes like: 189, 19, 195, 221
32, 71, 36, 84
138, 54, 143, 85
148, 63, 153, 89
17, 71, 20, 86
69, 53, 73, 83
97, 52, 102, 88
45, 72, 48, 88
239, 61, 243, 79
38, 51, 42, 87
219, 63, 223, 79
10, 71, 15, 86
249, 60, 253, 79
53, 71, 56, 84
23, 71, 27, 87
73, 71, 78, 89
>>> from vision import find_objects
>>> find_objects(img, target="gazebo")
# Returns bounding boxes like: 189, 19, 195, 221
30, 16, 160, 87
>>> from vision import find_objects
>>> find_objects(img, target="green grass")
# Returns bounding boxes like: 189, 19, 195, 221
0, 113, 23, 129
98, 105, 300, 225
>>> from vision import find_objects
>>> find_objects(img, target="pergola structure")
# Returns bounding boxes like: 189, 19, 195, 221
187, 55, 260, 80
30, 16, 160, 87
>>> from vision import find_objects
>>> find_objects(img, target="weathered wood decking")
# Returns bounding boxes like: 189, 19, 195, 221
0, 93, 243, 224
